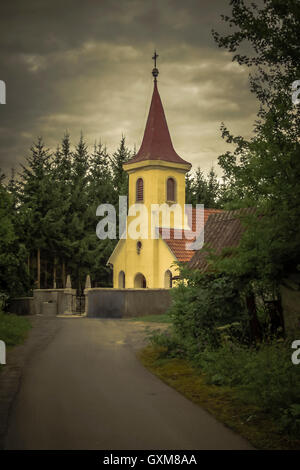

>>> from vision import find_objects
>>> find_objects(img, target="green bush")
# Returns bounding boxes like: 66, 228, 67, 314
147, 329, 186, 358
169, 272, 249, 351
279, 404, 300, 438
199, 342, 300, 408
198, 341, 300, 437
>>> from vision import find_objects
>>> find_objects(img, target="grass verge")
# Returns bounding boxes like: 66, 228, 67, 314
138, 344, 300, 450
128, 313, 172, 323
0, 311, 32, 349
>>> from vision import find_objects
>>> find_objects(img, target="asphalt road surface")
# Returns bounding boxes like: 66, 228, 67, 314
4, 317, 253, 450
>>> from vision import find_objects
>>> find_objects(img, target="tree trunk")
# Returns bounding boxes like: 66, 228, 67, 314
44, 260, 47, 289
62, 260, 66, 288
246, 291, 262, 342
37, 248, 40, 289
53, 257, 57, 288
27, 253, 30, 276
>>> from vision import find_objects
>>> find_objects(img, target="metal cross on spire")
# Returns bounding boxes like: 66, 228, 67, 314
152, 50, 159, 81
152, 50, 159, 68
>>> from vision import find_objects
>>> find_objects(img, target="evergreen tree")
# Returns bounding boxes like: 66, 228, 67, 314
66, 134, 91, 291
185, 171, 194, 204
18, 138, 52, 288
0, 175, 29, 298
52, 133, 73, 286
188, 166, 221, 208
110, 136, 130, 200
83, 142, 115, 287
19, 138, 67, 288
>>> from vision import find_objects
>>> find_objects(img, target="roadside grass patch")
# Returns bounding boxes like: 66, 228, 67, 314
138, 345, 300, 450
128, 313, 172, 323
0, 311, 31, 349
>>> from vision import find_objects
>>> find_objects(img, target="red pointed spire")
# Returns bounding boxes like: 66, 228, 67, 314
127, 74, 190, 166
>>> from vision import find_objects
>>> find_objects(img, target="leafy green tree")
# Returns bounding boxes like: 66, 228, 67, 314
213, 0, 300, 281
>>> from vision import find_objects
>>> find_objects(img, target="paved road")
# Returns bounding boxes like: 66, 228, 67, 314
4, 317, 253, 450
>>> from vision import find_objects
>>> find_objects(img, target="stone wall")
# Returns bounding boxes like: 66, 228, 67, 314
85, 288, 172, 318
33, 289, 77, 316
9, 288, 77, 316
8, 297, 35, 316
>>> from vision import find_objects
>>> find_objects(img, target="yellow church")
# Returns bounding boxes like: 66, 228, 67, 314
108, 56, 220, 288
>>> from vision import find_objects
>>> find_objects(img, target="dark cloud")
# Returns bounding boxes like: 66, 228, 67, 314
0, 0, 258, 175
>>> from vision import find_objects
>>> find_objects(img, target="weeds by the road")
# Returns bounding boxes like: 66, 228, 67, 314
0, 311, 31, 349
138, 344, 300, 450
128, 313, 172, 323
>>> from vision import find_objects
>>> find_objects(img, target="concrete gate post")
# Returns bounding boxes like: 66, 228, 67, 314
63, 275, 76, 315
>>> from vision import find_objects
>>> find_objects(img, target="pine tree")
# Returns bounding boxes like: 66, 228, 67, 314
206, 167, 220, 208
52, 133, 73, 287
66, 134, 91, 291
86, 142, 115, 286
19, 137, 67, 288
110, 136, 130, 200
0, 175, 29, 298
185, 171, 194, 204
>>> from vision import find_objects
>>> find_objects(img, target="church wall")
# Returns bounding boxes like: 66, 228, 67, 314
86, 288, 172, 318
112, 235, 178, 289
111, 163, 187, 288
128, 166, 186, 225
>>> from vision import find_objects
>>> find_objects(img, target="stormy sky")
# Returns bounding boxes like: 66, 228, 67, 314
0, 0, 258, 177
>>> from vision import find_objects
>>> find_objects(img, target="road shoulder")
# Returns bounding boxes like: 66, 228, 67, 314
0, 316, 61, 449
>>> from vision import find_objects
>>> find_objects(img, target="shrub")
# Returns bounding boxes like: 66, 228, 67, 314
279, 404, 300, 438
198, 340, 300, 437
147, 329, 186, 358
169, 272, 249, 351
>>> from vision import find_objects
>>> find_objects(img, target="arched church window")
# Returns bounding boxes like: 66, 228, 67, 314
118, 271, 125, 288
134, 273, 147, 288
136, 178, 144, 202
136, 241, 142, 254
167, 177, 176, 202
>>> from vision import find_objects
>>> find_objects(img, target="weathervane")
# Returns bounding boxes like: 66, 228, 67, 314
152, 50, 159, 81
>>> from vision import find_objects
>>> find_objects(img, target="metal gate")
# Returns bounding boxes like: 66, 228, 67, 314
71, 291, 85, 315
76, 294, 85, 315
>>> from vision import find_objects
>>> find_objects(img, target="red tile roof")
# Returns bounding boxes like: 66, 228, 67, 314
159, 207, 223, 262
126, 81, 190, 166
188, 208, 256, 271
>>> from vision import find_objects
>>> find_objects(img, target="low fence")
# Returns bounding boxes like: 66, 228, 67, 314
85, 288, 172, 318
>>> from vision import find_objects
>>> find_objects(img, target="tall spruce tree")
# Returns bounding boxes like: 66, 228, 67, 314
0, 172, 29, 298
110, 136, 130, 200
188, 166, 221, 208
66, 134, 91, 291
19, 138, 53, 288
84, 142, 115, 287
